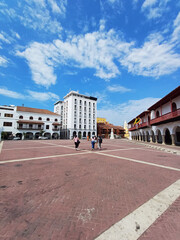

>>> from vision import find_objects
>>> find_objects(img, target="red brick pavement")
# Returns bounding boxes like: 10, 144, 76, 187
0, 139, 180, 240
139, 197, 180, 240
104, 148, 180, 169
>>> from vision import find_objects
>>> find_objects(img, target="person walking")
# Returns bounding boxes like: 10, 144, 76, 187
98, 135, 102, 149
74, 135, 80, 150
91, 136, 95, 150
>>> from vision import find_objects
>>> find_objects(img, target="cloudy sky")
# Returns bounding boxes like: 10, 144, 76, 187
0, 0, 180, 125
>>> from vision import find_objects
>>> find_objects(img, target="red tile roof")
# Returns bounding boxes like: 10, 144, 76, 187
17, 106, 60, 116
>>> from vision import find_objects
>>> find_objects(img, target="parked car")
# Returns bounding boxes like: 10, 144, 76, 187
38, 136, 48, 140
13, 137, 21, 140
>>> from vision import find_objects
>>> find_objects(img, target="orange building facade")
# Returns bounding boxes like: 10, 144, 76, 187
97, 122, 125, 139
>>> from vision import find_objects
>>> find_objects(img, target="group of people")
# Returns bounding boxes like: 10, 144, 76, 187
73, 135, 103, 151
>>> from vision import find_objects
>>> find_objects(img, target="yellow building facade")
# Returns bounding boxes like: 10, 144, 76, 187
97, 117, 109, 124
123, 121, 129, 138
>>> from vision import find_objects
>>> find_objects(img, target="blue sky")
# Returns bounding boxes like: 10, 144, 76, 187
0, 0, 180, 125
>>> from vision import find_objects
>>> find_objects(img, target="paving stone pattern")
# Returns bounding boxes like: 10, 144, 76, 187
0, 139, 179, 240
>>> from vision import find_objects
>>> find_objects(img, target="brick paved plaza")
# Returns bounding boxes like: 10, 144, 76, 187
0, 139, 180, 240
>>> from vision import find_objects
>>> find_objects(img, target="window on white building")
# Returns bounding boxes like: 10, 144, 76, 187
4, 113, 13, 117
172, 102, 177, 112
3, 122, 12, 126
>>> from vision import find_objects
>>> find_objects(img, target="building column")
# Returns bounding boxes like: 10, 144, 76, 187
155, 135, 158, 144
162, 135, 165, 145
150, 135, 153, 143
171, 134, 175, 145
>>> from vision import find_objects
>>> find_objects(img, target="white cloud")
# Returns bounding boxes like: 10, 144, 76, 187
142, 0, 157, 9
0, 32, 11, 44
120, 34, 180, 77
0, 87, 25, 99
0, 0, 66, 34
47, 0, 67, 15
107, 84, 132, 93
0, 87, 59, 102
16, 42, 57, 87
15, 32, 21, 39
98, 97, 160, 125
20, 4, 62, 33
141, 0, 171, 19
27, 90, 59, 101
171, 12, 180, 43
16, 23, 132, 86
16, 16, 180, 86
0, 56, 8, 67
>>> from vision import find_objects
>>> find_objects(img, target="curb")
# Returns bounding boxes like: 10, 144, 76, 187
126, 139, 180, 155
0, 141, 3, 154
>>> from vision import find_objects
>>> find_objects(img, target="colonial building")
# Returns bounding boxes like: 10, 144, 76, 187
0, 105, 61, 140
54, 91, 97, 139
97, 121, 125, 139
128, 86, 180, 146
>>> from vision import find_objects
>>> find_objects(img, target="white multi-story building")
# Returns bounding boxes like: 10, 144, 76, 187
0, 105, 61, 140
128, 86, 180, 146
54, 91, 97, 139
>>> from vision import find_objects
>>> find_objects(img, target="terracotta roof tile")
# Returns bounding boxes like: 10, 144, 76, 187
17, 106, 60, 116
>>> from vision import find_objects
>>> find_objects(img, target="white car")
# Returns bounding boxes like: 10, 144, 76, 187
13, 137, 21, 140
38, 136, 48, 140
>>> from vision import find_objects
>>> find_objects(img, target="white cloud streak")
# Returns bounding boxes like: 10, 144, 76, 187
141, 0, 171, 19
0, 32, 11, 44
0, 87, 59, 102
120, 34, 180, 77
16, 42, 57, 88
98, 97, 160, 125
171, 12, 180, 43
27, 90, 59, 101
107, 85, 132, 93
0, 88, 25, 99
0, 56, 8, 67
0, 0, 67, 34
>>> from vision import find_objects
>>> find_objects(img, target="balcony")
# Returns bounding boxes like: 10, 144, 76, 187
128, 122, 149, 131
150, 109, 180, 125
138, 122, 149, 128
17, 127, 44, 130
128, 126, 138, 131
52, 128, 60, 131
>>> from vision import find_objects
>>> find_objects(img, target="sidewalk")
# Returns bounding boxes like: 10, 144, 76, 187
125, 139, 180, 155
